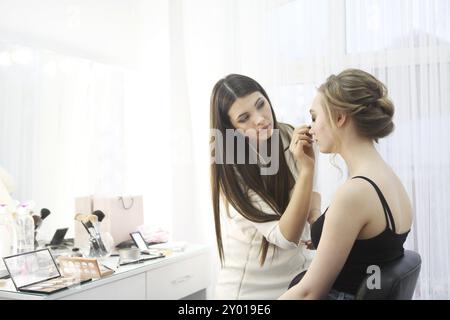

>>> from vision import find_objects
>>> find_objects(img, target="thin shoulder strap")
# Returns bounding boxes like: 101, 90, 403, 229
352, 176, 396, 233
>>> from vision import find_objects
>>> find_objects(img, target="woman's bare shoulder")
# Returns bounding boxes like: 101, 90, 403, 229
328, 179, 376, 220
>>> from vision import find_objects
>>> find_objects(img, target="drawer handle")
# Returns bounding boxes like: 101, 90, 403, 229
171, 275, 192, 285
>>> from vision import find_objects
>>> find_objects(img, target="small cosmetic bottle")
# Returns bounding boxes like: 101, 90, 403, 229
71, 247, 83, 257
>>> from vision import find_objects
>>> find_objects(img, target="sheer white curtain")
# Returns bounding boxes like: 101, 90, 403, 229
342, 0, 450, 299
178, 0, 450, 299
0, 42, 125, 239
121, 0, 173, 234
279, 0, 450, 300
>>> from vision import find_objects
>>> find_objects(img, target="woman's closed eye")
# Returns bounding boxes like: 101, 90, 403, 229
238, 115, 249, 123
256, 100, 265, 109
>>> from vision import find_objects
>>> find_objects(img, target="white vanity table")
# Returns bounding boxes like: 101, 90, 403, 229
0, 244, 211, 300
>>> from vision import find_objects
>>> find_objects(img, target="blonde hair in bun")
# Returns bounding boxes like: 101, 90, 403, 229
319, 68, 394, 143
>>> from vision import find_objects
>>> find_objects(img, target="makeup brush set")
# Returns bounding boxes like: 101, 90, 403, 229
74, 210, 109, 257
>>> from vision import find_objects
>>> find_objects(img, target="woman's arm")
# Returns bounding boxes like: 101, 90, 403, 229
277, 166, 314, 244
279, 180, 370, 299
276, 125, 316, 244
308, 192, 322, 225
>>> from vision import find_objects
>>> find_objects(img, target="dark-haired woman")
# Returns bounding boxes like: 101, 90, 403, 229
210, 74, 320, 299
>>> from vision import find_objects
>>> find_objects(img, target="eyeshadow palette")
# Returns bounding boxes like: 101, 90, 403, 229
2, 248, 91, 295
18, 276, 91, 294
57, 256, 114, 280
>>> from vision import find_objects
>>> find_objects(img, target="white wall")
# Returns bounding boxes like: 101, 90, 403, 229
123, 0, 173, 231
0, 0, 140, 66
0, 0, 175, 239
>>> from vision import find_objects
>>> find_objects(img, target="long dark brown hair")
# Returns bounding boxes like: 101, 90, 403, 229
210, 74, 295, 266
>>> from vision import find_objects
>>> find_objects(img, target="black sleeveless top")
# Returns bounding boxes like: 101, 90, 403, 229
311, 176, 410, 295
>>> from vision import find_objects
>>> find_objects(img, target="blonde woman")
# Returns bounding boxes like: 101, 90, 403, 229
280, 69, 413, 300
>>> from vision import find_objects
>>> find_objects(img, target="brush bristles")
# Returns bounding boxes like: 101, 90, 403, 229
75, 213, 99, 224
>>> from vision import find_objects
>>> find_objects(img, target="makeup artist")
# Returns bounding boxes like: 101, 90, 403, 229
210, 74, 321, 299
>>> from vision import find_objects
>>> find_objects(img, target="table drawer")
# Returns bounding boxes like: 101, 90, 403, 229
146, 253, 210, 300
61, 273, 146, 300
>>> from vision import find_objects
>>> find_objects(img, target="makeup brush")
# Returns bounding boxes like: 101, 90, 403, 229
75, 214, 97, 239
91, 210, 108, 252
32, 215, 42, 230
75, 213, 90, 230
83, 215, 99, 236
32, 208, 51, 231
75, 213, 93, 251
92, 210, 105, 222
40, 208, 51, 220
75, 214, 106, 254
89, 214, 98, 222
31, 214, 42, 248
74, 213, 88, 222
85, 214, 108, 253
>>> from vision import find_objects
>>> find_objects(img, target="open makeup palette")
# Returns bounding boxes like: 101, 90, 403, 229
57, 256, 114, 279
2, 248, 91, 294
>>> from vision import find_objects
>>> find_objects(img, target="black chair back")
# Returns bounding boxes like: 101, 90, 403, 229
355, 250, 421, 300
287, 250, 422, 300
